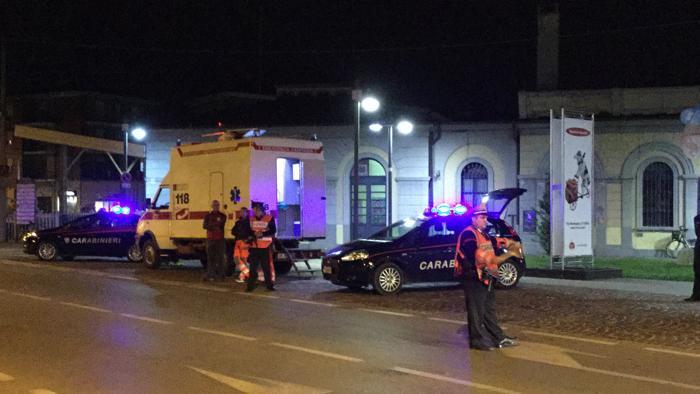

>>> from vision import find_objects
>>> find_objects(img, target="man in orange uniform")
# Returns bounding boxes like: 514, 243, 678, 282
454, 205, 520, 351
246, 202, 276, 292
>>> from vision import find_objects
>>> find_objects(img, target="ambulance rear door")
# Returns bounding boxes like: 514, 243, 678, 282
300, 159, 326, 239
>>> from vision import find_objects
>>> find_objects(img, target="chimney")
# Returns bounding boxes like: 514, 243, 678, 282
536, 1, 559, 90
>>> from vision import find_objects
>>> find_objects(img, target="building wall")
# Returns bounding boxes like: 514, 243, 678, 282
518, 118, 699, 257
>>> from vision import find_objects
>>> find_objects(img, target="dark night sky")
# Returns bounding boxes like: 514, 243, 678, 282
4, 0, 700, 120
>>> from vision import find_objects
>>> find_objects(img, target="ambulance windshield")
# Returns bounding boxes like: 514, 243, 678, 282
367, 218, 425, 241
153, 187, 170, 209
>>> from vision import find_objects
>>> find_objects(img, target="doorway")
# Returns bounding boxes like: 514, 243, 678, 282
350, 158, 387, 238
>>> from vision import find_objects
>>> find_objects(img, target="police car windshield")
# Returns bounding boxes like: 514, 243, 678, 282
366, 218, 425, 241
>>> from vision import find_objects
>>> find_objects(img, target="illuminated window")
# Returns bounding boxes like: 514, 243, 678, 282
461, 163, 488, 208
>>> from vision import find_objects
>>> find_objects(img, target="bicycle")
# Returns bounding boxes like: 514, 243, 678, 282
665, 226, 690, 258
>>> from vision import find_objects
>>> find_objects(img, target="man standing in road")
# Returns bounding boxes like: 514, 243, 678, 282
246, 202, 276, 292
232, 207, 253, 283
685, 213, 700, 302
202, 200, 227, 282
454, 205, 520, 351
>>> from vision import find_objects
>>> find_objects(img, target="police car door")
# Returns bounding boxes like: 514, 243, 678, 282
414, 218, 459, 282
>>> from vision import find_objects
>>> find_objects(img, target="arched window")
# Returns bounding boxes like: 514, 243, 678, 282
642, 162, 674, 227
461, 163, 488, 208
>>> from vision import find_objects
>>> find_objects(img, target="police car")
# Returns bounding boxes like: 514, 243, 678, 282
322, 188, 526, 295
22, 210, 142, 262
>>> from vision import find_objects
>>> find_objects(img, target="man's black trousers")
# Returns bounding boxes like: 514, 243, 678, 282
693, 243, 700, 298
462, 277, 505, 347
247, 247, 274, 289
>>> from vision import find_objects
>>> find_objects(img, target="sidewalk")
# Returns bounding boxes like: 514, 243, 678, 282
521, 276, 693, 297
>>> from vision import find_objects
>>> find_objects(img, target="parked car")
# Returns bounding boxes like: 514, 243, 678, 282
22, 211, 142, 262
322, 188, 526, 295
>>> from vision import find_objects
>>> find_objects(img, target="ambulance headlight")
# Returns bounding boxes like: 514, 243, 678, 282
341, 250, 369, 261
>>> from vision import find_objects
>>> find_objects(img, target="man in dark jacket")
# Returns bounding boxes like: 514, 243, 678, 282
202, 200, 227, 281
454, 205, 520, 351
685, 213, 700, 302
246, 202, 276, 292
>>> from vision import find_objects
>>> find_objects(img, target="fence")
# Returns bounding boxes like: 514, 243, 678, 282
5, 213, 90, 241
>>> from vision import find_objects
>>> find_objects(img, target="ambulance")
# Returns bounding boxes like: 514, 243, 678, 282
136, 130, 326, 272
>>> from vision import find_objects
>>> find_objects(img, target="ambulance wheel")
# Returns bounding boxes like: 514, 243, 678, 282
37, 242, 57, 261
127, 244, 142, 262
142, 240, 161, 269
373, 263, 404, 295
494, 259, 523, 290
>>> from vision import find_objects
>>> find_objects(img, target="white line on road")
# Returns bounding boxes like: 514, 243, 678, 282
522, 330, 618, 346
236, 291, 279, 299
188, 326, 257, 341
391, 367, 519, 394
0, 371, 14, 382
106, 274, 139, 281
289, 299, 337, 307
120, 313, 174, 325
428, 317, 464, 325
7, 291, 51, 301
185, 284, 230, 292
59, 302, 112, 314
576, 365, 700, 391
269, 342, 364, 363
645, 347, 700, 358
358, 308, 414, 317
29, 389, 58, 394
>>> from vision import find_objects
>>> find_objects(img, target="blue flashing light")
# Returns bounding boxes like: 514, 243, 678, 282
122, 206, 131, 215
110, 205, 131, 215
111, 205, 122, 214
436, 203, 451, 217
453, 204, 467, 216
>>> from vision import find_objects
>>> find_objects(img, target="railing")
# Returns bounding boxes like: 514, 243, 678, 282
5, 213, 91, 241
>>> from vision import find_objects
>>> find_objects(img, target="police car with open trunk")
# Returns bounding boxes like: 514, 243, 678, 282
322, 188, 526, 295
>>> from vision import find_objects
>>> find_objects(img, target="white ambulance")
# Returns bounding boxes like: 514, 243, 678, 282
136, 131, 326, 272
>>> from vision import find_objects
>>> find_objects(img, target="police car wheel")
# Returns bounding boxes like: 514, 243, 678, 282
37, 242, 57, 261
494, 259, 523, 290
373, 263, 404, 295
142, 240, 161, 269
127, 244, 142, 262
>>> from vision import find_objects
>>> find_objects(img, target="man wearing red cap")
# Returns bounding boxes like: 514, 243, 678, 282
454, 204, 521, 351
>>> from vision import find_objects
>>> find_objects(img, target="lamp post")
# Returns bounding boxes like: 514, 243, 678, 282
351, 94, 380, 240
122, 124, 147, 191
369, 120, 413, 225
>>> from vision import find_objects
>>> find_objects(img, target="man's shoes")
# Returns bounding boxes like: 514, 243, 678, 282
203, 277, 215, 282
245, 286, 255, 292
684, 296, 700, 302
235, 278, 245, 283
267, 286, 276, 291
499, 338, 519, 348
469, 343, 495, 351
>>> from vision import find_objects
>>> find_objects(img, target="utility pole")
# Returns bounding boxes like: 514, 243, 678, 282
0, 38, 8, 241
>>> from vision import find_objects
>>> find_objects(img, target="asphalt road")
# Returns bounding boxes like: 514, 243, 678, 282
0, 256, 699, 393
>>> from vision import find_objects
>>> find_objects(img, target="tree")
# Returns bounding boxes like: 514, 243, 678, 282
536, 176, 551, 255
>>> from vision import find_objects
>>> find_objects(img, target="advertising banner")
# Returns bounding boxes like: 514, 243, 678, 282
16, 183, 36, 225
550, 109, 594, 263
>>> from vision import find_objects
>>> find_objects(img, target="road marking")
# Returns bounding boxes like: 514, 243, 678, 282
521, 330, 618, 345
186, 284, 230, 292
106, 274, 139, 281
29, 389, 57, 394
428, 317, 464, 325
576, 365, 700, 391
188, 326, 257, 341
59, 302, 112, 314
120, 313, 173, 325
189, 366, 331, 394
359, 308, 414, 317
7, 291, 51, 301
289, 299, 337, 307
269, 342, 364, 363
391, 367, 519, 394
236, 291, 279, 299
0, 371, 14, 382
645, 347, 700, 358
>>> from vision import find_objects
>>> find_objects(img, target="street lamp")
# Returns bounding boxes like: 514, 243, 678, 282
122, 124, 147, 190
352, 93, 380, 240
368, 120, 413, 225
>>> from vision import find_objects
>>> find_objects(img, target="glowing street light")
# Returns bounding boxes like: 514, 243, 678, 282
369, 123, 383, 132
130, 127, 147, 141
360, 97, 380, 113
396, 120, 414, 135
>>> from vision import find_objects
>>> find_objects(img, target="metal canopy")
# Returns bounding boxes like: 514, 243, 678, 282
14, 125, 145, 158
